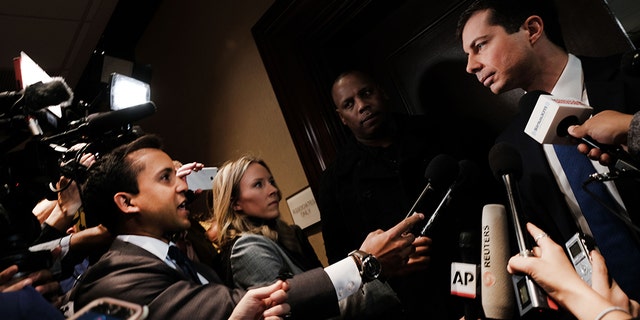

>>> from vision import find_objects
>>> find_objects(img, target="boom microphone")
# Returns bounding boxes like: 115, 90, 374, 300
405, 154, 459, 219
41, 102, 157, 143
0, 78, 73, 115
488, 142, 558, 316
81, 102, 156, 136
480, 204, 515, 320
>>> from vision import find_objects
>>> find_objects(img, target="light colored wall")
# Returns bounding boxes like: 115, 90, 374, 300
135, 0, 328, 266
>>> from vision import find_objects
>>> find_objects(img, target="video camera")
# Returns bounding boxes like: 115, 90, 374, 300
0, 54, 156, 277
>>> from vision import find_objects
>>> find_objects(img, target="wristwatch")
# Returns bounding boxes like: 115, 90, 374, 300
348, 250, 381, 283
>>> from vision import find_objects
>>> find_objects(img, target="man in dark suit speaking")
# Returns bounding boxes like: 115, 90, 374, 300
457, 0, 640, 300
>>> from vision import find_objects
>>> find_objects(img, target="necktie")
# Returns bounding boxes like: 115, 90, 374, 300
168, 245, 202, 284
554, 144, 640, 298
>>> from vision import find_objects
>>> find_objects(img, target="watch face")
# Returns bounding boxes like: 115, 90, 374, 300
362, 255, 381, 280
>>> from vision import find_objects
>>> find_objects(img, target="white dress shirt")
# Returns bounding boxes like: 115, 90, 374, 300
543, 53, 626, 237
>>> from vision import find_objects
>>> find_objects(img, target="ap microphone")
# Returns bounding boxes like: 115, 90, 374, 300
420, 159, 478, 236
450, 230, 482, 320
0, 78, 73, 115
405, 153, 459, 219
521, 91, 640, 174
488, 142, 558, 316
480, 204, 515, 320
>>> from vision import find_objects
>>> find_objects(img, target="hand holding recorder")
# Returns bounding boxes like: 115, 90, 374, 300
507, 223, 639, 320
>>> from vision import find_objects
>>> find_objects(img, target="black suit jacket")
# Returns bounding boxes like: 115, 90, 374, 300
71, 239, 339, 319
497, 53, 640, 300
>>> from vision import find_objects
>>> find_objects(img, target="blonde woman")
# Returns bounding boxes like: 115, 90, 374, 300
213, 156, 409, 319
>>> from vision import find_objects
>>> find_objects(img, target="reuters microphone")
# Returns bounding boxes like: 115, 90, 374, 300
480, 204, 515, 320
488, 142, 558, 317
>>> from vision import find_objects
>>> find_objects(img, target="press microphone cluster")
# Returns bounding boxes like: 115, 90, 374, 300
521, 90, 640, 178
451, 203, 523, 320
488, 142, 558, 317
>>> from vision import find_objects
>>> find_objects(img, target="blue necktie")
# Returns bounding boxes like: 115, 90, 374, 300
554, 144, 640, 298
168, 245, 202, 284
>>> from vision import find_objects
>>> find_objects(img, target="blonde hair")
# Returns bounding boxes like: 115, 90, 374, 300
213, 155, 282, 248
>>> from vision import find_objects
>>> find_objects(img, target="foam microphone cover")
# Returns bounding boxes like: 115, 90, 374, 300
424, 153, 459, 189
23, 77, 73, 110
481, 204, 515, 320
488, 142, 523, 181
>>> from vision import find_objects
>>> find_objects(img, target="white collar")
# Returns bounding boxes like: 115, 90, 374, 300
551, 53, 586, 102
117, 234, 173, 260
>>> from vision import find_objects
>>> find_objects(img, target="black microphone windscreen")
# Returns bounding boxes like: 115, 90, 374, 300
488, 142, 523, 180
424, 154, 459, 188
518, 90, 549, 117
23, 78, 73, 110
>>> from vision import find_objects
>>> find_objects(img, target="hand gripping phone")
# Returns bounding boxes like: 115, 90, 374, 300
186, 167, 218, 190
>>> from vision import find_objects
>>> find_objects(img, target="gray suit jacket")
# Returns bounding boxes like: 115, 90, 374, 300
71, 239, 339, 319
229, 234, 402, 320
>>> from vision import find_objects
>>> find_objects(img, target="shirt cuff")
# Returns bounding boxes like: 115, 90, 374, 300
324, 256, 362, 301
28, 234, 71, 258
59, 234, 72, 258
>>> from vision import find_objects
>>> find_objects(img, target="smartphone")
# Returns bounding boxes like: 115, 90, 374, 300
69, 297, 148, 320
186, 167, 218, 190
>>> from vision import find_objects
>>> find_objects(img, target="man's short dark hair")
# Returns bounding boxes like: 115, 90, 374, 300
81, 134, 163, 233
456, 0, 565, 51
330, 70, 384, 109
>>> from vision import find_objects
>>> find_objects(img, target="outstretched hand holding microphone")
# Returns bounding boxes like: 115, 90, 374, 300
567, 110, 637, 166
507, 222, 639, 320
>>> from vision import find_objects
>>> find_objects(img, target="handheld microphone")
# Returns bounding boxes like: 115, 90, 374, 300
480, 204, 515, 320
521, 90, 640, 174
0, 78, 73, 115
405, 153, 459, 219
522, 91, 592, 145
488, 142, 558, 316
420, 159, 478, 236
41, 102, 157, 143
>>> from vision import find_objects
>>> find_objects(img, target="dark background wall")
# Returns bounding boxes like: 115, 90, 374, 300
253, 0, 635, 197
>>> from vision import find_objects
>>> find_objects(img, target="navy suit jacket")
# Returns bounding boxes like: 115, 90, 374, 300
497, 53, 640, 300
